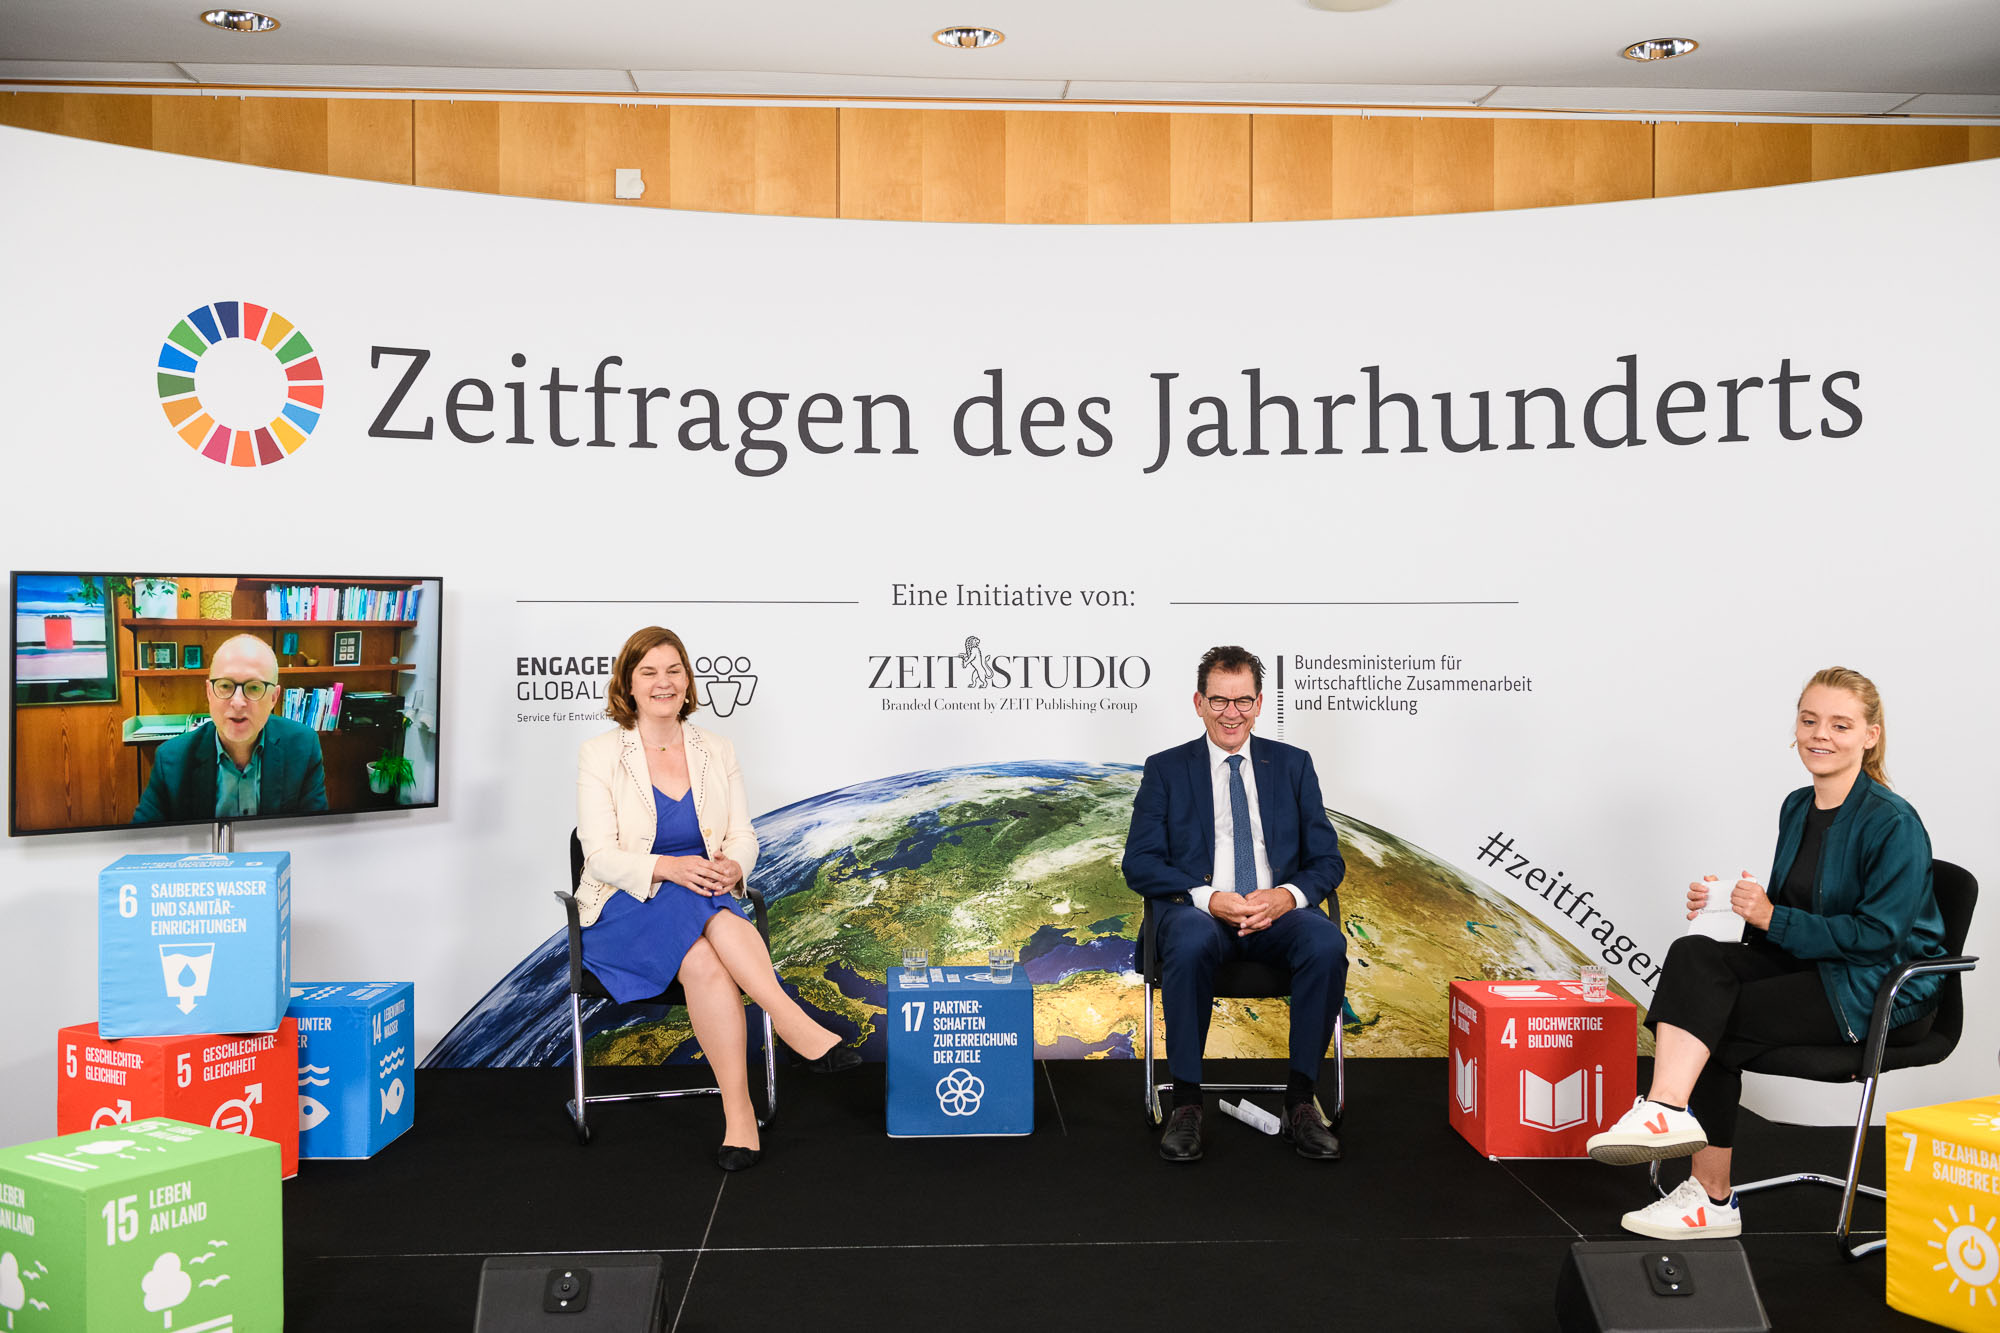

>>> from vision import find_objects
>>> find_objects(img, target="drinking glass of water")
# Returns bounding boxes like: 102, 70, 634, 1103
901, 945, 929, 986
1579, 964, 1608, 1002
986, 946, 1015, 984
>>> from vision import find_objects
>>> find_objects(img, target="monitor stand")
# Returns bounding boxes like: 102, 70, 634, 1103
211, 819, 234, 854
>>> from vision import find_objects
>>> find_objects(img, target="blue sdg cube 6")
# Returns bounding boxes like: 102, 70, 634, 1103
287, 983, 414, 1158
99, 853, 291, 1041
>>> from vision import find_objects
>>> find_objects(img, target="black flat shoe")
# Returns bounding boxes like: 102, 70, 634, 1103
715, 1144, 761, 1172
798, 1046, 862, 1074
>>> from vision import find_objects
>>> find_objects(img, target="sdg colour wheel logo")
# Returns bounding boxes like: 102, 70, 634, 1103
156, 300, 323, 466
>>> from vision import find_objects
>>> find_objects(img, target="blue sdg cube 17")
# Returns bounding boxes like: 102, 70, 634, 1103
885, 966, 1033, 1137
98, 853, 291, 1040
287, 982, 415, 1158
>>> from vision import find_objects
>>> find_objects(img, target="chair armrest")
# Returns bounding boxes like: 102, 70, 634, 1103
1860, 953, 1979, 1078
553, 890, 585, 994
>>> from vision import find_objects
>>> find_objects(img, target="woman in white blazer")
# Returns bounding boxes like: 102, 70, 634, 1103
577, 625, 857, 1171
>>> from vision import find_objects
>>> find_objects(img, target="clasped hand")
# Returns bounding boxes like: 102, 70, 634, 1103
1211, 887, 1294, 936
1685, 872, 1772, 931
658, 853, 742, 897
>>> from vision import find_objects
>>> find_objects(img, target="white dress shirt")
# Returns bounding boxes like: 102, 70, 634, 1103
1189, 735, 1307, 917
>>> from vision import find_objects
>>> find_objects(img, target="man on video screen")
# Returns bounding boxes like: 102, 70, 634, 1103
133, 634, 328, 823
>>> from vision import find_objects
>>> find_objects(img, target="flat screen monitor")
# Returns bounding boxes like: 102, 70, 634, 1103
9, 571, 442, 835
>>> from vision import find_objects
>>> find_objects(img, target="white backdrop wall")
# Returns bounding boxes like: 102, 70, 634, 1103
1, 125, 1995, 1145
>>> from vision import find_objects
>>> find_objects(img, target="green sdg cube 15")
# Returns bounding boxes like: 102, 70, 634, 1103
0, 1118, 281, 1332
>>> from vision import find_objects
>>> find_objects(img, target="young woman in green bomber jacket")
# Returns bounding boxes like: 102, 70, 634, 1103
1583, 666, 1949, 1241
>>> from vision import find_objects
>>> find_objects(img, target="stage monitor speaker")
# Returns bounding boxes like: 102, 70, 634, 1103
1555, 1239, 1770, 1333
474, 1253, 668, 1332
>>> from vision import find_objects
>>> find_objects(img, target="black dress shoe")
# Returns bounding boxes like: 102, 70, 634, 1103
798, 1045, 862, 1074
1158, 1104, 1204, 1162
1282, 1103, 1341, 1161
715, 1144, 762, 1172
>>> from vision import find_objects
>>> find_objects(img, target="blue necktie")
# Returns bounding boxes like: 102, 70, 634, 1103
1227, 753, 1257, 895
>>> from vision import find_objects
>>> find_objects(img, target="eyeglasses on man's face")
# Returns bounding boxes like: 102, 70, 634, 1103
207, 678, 276, 702
1202, 695, 1258, 715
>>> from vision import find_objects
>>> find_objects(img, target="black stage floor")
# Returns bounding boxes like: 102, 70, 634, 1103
285, 1059, 1936, 1331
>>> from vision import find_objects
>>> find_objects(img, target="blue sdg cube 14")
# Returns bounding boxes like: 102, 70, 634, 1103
98, 853, 291, 1041
287, 983, 415, 1158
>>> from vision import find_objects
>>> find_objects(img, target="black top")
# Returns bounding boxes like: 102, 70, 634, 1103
1777, 801, 1839, 914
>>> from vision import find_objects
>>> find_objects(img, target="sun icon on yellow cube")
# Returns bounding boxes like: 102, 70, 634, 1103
1929, 1204, 2000, 1310
1967, 1111, 2000, 1135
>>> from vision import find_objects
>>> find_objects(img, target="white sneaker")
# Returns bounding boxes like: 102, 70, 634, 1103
1620, 1177, 1742, 1240
1587, 1098, 1708, 1165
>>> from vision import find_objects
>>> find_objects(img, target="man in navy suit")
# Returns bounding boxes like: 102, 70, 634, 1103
1123, 645, 1347, 1162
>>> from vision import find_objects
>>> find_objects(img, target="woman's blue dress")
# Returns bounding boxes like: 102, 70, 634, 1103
581, 787, 740, 1003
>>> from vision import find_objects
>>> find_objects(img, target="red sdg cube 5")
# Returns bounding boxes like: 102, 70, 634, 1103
1447, 980, 1637, 1159
55, 1019, 300, 1177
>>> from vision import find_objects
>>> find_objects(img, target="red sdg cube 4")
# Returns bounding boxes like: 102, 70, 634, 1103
56, 1019, 300, 1177
1448, 979, 1637, 1158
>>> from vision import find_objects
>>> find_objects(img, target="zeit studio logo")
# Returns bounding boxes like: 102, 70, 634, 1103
869, 634, 1150, 706
156, 301, 324, 467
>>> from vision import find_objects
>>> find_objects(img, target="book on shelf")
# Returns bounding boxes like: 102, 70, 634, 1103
281, 681, 345, 731
261, 584, 422, 623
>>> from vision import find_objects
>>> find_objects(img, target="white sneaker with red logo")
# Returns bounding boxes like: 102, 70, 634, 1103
1586, 1098, 1708, 1165
1620, 1177, 1742, 1239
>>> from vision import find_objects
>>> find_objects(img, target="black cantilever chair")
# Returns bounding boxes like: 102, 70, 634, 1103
555, 829, 777, 1145
1650, 858, 1979, 1260
1138, 896, 1346, 1128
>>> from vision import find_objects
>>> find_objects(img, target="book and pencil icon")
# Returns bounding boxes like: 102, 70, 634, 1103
1519, 1065, 1607, 1132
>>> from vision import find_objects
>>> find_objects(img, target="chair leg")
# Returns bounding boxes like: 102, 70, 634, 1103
1329, 1023, 1346, 1126
758, 1008, 777, 1128
1142, 980, 1162, 1126
567, 993, 592, 1145
1835, 1073, 1883, 1261
1688, 1075, 1888, 1263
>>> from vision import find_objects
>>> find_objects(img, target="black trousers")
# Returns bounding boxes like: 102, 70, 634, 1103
1646, 935, 1932, 1148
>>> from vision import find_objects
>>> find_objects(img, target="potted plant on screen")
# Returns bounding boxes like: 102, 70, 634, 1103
366, 750, 415, 797
86, 577, 192, 619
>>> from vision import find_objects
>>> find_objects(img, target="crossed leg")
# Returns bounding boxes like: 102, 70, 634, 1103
677, 911, 843, 1150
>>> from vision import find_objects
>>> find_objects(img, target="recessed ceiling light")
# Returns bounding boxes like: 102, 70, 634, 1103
933, 26, 1004, 50
200, 9, 281, 33
1622, 37, 1698, 62
1306, 0, 1395, 11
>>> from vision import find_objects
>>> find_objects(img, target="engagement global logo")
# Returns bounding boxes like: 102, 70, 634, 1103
156, 301, 324, 467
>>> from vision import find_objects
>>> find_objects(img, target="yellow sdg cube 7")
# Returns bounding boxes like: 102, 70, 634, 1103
1887, 1094, 2000, 1331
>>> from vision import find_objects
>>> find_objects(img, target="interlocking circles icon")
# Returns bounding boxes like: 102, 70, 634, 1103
936, 1068, 985, 1116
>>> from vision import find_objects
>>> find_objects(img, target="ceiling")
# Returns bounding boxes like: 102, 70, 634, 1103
3, 0, 1998, 119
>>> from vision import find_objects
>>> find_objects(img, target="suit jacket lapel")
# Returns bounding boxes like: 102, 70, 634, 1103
618, 728, 658, 826
1187, 738, 1215, 870
191, 722, 219, 818
1251, 734, 1280, 849
683, 725, 712, 849
262, 726, 288, 808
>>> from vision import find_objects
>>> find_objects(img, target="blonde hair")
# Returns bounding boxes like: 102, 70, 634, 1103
1798, 665, 1888, 787
606, 626, 701, 728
